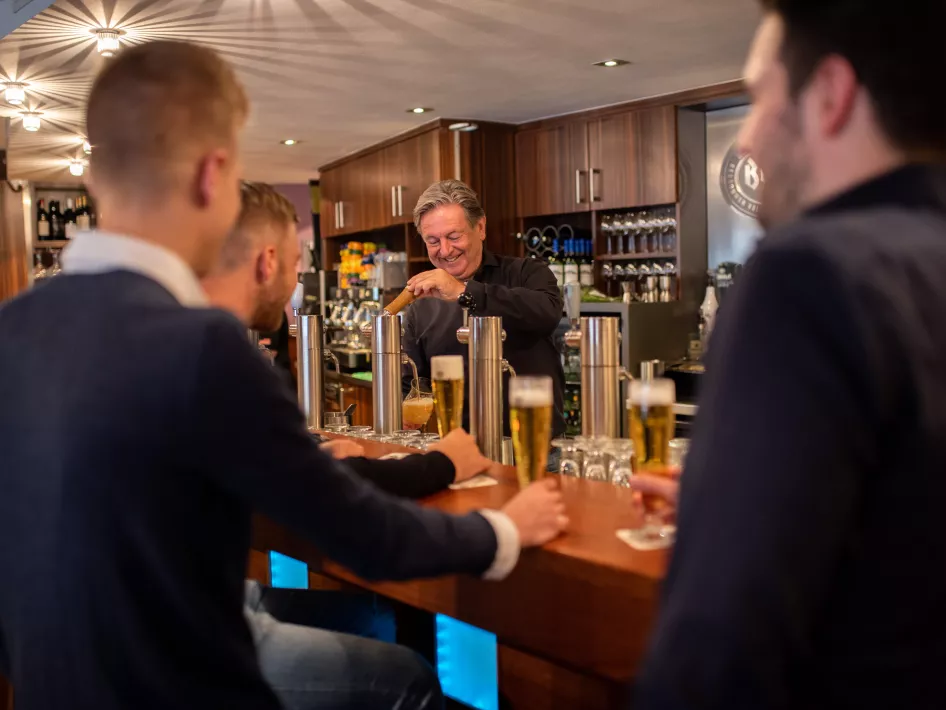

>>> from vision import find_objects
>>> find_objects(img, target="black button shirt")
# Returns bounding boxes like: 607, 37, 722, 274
636, 164, 946, 710
402, 250, 566, 438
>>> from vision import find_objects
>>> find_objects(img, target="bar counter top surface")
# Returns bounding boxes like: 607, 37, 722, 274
252, 433, 669, 689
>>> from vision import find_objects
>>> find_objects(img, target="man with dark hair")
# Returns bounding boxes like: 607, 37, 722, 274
633, 2, 946, 709
0, 41, 568, 710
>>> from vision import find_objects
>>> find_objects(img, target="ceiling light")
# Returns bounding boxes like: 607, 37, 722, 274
280, 139, 299, 146
448, 122, 479, 132
593, 59, 630, 68
93, 29, 122, 57
21, 112, 41, 132
69, 160, 85, 177
4, 82, 26, 105
408, 107, 432, 114
83, 140, 92, 154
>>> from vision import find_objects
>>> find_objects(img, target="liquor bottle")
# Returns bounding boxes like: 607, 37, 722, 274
36, 199, 50, 241
48, 200, 65, 240
564, 239, 579, 285
63, 198, 77, 239
699, 270, 720, 351
579, 239, 594, 288
548, 239, 564, 288
75, 196, 91, 232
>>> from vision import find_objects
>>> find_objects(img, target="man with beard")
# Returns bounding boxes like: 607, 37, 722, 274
631, 1, 946, 709
201, 181, 500, 709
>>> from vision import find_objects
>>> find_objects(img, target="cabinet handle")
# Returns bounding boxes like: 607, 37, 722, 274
397, 185, 403, 217
338, 202, 345, 229
575, 169, 586, 204
334, 203, 339, 229
391, 186, 397, 217
590, 168, 601, 202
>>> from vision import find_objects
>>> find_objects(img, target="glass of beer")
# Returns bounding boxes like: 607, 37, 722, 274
626, 378, 677, 548
431, 355, 465, 437
509, 376, 554, 489
402, 378, 434, 431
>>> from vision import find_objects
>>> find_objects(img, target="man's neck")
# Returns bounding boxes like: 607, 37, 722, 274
98, 207, 202, 276
201, 271, 254, 326
804, 140, 908, 214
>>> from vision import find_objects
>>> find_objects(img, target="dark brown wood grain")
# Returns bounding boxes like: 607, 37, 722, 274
252, 434, 667, 685
0, 184, 29, 303
515, 122, 590, 218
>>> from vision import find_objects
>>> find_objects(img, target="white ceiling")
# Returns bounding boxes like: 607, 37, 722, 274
0, 0, 759, 185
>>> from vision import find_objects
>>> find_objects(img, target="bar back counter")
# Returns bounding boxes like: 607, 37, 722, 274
252, 434, 669, 709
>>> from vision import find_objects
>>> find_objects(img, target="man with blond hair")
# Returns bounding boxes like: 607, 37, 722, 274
0, 41, 567, 710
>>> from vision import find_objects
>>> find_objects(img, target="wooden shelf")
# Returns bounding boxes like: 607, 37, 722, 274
408, 256, 429, 263
34, 240, 69, 249
596, 252, 675, 261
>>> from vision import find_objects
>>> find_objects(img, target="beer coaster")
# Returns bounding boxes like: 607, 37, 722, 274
616, 527, 676, 551
449, 475, 499, 490
379, 452, 411, 460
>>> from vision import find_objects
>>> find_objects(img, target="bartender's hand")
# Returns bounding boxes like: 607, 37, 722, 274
407, 269, 465, 301
626, 467, 681, 523
428, 428, 492, 482
319, 439, 366, 459
502, 477, 568, 547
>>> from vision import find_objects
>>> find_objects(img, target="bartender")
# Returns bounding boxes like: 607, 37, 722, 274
402, 179, 565, 439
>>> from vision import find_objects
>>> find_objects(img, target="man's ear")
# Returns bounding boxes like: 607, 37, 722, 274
477, 216, 487, 241
195, 148, 229, 208
255, 246, 278, 284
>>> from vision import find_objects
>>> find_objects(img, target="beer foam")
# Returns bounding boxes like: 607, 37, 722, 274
431, 355, 464, 380
508, 377, 553, 408
627, 379, 675, 407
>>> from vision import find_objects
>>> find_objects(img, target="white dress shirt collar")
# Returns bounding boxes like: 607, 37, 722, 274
61, 230, 208, 307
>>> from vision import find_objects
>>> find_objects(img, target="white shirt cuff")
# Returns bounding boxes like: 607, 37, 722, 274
478, 509, 521, 580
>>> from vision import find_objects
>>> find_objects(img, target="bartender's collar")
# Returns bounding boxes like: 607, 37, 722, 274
471, 249, 499, 280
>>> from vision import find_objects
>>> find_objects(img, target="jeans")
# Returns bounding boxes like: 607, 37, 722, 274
244, 580, 443, 710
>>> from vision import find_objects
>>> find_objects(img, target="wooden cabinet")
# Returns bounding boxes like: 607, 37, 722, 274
516, 106, 678, 218
382, 129, 441, 228
515, 122, 588, 218
319, 166, 341, 237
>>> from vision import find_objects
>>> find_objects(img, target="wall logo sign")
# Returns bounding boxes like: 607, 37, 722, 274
719, 143, 764, 219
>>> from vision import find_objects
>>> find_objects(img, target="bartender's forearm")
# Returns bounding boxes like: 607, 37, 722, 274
342, 452, 456, 499
463, 280, 562, 333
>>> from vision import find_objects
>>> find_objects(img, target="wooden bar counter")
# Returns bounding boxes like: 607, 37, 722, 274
252, 434, 669, 709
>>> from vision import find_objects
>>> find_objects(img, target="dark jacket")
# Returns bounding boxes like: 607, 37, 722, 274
0, 271, 498, 710
636, 165, 946, 710
403, 250, 566, 437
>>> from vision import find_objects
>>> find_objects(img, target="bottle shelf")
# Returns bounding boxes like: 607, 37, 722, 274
34, 240, 69, 249
596, 252, 675, 261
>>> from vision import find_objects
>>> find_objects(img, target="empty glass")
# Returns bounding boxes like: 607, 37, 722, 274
322, 411, 349, 433
607, 440, 635, 487
551, 438, 583, 477
347, 426, 373, 439
579, 439, 609, 482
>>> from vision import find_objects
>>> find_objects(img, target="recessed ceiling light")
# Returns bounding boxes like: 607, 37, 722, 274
69, 160, 85, 177
21, 112, 41, 132
280, 139, 299, 146
3, 82, 26, 105
408, 107, 433, 114
92, 28, 124, 57
594, 59, 631, 68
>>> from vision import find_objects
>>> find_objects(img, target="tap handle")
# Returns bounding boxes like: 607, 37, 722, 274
564, 282, 581, 325
457, 291, 475, 338
501, 359, 517, 378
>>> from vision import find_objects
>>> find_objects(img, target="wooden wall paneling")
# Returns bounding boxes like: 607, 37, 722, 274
497, 645, 627, 710
0, 183, 29, 303
675, 107, 709, 311
515, 122, 589, 219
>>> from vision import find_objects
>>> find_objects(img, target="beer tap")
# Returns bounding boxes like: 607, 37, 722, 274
456, 292, 509, 462
361, 312, 418, 434
292, 283, 334, 430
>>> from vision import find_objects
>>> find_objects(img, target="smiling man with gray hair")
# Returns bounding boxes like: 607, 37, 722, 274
402, 179, 566, 442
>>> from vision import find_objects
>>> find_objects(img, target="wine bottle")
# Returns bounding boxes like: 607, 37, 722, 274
549, 239, 564, 288
64, 198, 77, 239
48, 200, 64, 240
564, 239, 579, 285
37, 199, 50, 241
579, 239, 594, 288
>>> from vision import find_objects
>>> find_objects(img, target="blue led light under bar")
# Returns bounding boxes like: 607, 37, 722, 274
435, 614, 498, 710
268, 551, 308, 589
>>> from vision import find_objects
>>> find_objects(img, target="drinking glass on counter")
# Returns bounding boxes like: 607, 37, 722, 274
431, 355, 464, 437
509, 376, 553, 489
323, 411, 349, 433
579, 439, 610, 482
607, 440, 635, 488
347, 425, 373, 438
626, 378, 677, 548
402, 377, 434, 431
551, 438, 583, 477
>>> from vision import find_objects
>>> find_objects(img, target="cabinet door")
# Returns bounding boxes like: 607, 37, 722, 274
515, 123, 589, 217
387, 129, 441, 226
319, 167, 340, 237
588, 106, 677, 210
353, 151, 387, 233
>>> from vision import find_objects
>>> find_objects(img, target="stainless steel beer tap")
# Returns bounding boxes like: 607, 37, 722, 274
361, 313, 418, 435
563, 283, 630, 438
457, 292, 512, 462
